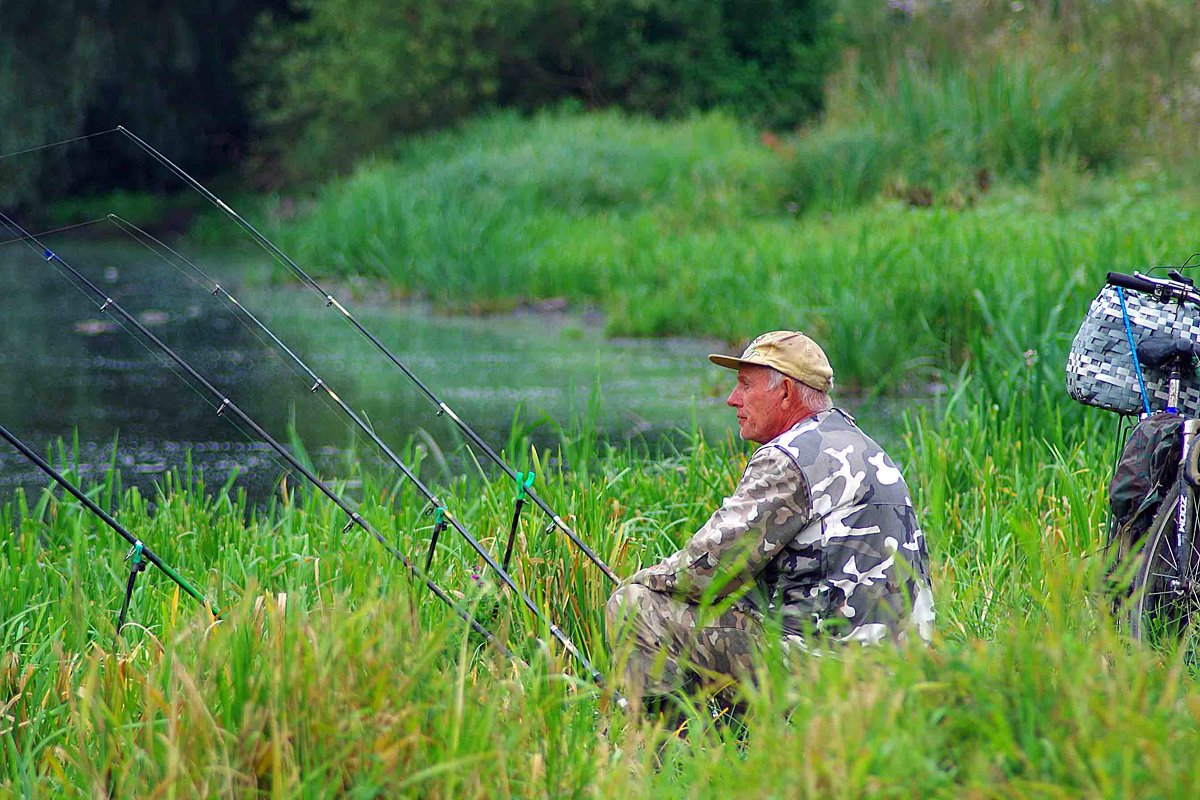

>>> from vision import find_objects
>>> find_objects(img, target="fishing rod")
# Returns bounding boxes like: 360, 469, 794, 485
0, 214, 617, 698
0, 211, 509, 658
104, 214, 611, 689
0, 422, 218, 635
112, 126, 620, 586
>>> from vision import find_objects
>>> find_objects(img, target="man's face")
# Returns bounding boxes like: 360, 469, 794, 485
726, 365, 792, 444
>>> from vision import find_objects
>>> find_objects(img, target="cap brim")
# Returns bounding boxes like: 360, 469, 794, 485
708, 354, 760, 371
709, 353, 831, 391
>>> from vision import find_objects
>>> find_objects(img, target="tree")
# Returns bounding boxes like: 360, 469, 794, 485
0, 0, 285, 207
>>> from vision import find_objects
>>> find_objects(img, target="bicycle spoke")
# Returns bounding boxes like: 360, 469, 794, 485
1155, 548, 1180, 572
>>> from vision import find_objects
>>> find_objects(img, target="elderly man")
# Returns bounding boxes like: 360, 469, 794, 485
606, 331, 934, 700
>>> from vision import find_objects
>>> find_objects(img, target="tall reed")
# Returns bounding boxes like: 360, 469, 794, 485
4, 381, 1198, 796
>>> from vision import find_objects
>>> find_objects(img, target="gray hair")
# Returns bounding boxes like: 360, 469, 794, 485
767, 368, 832, 412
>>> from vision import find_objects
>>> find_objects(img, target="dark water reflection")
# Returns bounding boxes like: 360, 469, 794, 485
0, 236, 746, 502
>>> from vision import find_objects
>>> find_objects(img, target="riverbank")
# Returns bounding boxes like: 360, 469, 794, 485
37, 111, 1200, 397
235, 109, 1198, 397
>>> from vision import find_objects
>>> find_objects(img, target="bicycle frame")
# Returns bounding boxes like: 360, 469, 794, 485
1111, 269, 1200, 597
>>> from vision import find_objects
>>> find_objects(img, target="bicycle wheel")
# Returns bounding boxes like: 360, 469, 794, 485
1127, 484, 1200, 654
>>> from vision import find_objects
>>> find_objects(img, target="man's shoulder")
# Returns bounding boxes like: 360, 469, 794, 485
768, 408, 873, 455
766, 408, 905, 486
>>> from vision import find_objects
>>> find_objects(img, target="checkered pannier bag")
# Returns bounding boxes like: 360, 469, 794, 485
1066, 284, 1200, 416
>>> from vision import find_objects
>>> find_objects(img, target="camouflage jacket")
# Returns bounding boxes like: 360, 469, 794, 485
629, 408, 935, 647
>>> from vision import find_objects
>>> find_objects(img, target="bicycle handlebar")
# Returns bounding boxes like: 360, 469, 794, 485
1106, 270, 1200, 306
1106, 271, 1160, 294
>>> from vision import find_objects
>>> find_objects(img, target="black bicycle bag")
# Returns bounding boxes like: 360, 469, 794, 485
1109, 413, 1182, 558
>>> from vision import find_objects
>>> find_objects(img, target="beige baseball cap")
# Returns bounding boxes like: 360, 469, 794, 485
709, 330, 833, 392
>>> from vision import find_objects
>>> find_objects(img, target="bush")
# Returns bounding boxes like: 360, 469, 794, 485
244, 0, 503, 182
0, 0, 282, 207
0, 5, 107, 207
495, 0, 840, 128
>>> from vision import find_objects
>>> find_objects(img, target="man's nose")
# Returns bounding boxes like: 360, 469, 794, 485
726, 388, 739, 408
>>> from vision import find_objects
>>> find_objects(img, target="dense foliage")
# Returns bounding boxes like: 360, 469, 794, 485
14, 1, 1200, 204
244, 0, 840, 179
0, 2, 107, 207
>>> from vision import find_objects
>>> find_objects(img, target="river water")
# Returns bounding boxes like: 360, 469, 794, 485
0, 231, 912, 504
0, 233, 748, 502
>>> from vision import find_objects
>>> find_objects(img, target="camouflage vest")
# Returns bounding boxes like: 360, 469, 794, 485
752, 409, 934, 644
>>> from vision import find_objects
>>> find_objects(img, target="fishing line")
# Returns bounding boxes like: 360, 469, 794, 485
103, 216, 416, 511
0, 217, 262, 453
107, 216, 433, 533
113, 126, 619, 584
0, 217, 110, 247
0, 128, 119, 163
98, 307, 289, 480
100, 215, 613, 692
0, 209, 511, 658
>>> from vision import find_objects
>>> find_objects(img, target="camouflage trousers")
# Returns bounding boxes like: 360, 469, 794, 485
605, 583, 761, 699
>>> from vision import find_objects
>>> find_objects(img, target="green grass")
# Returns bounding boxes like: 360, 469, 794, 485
243, 108, 1200, 399
789, 57, 1124, 211
5, 376, 1200, 796
259, 108, 785, 308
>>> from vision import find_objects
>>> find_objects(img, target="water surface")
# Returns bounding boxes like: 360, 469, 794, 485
0, 234, 739, 501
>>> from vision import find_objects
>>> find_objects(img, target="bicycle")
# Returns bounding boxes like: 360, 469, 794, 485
1102, 270, 1200, 650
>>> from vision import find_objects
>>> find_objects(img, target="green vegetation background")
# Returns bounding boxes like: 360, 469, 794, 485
0, 0, 836, 204
9, 1, 1200, 796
